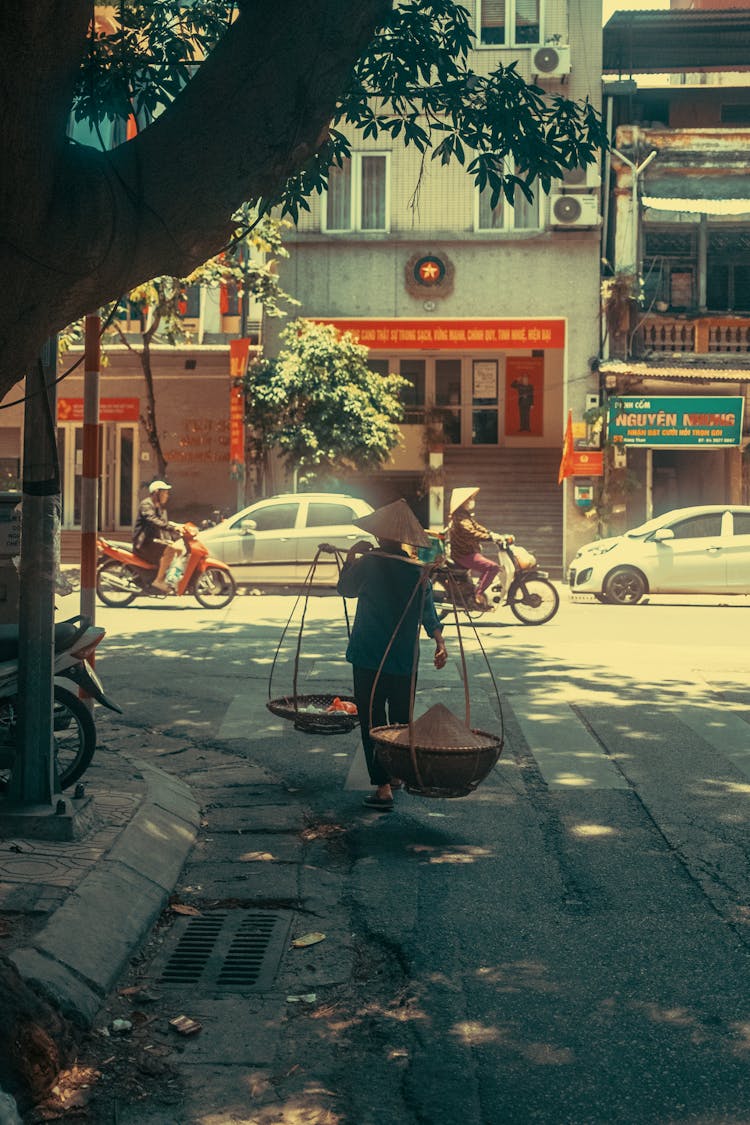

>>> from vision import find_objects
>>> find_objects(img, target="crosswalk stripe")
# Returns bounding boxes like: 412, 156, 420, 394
509, 697, 629, 790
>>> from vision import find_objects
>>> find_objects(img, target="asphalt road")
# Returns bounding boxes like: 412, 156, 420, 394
63, 586, 750, 1124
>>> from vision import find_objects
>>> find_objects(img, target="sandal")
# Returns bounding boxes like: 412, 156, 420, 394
363, 794, 394, 810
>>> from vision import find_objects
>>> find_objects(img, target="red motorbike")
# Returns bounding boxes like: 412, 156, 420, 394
96, 523, 236, 609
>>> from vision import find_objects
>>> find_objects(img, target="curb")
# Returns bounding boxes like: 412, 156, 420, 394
9, 758, 200, 1027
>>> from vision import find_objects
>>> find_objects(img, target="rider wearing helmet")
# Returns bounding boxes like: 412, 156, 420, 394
447, 487, 500, 609
133, 481, 183, 593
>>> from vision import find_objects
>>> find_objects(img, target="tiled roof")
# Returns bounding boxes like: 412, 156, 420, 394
599, 359, 750, 382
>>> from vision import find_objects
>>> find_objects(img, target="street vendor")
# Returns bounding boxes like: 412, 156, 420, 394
447, 486, 500, 609
337, 499, 447, 812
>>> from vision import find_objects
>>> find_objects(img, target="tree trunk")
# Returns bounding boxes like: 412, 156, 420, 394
0, 958, 79, 1113
139, 322, 168, 480
0, 0, 391, 398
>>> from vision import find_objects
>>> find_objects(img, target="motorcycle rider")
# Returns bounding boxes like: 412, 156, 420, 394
447, 487, 500, 610
133, 481, 183, 593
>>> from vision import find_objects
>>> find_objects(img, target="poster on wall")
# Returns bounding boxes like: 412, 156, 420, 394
504, 356, 544, 436
472, 360, 497, 400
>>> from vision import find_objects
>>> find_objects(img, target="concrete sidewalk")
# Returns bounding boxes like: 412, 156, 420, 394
0, 731, 200, 1028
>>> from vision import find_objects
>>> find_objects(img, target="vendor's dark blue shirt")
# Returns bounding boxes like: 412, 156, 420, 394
337, 550, 441, 676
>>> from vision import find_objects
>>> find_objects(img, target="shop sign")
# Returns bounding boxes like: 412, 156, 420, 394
570, 450, 603, 476
57, 397, 140, 422
228, 339, 252, 467
608, 395, 745, 447
315, 318, 565, 350
229, 384, 245, 464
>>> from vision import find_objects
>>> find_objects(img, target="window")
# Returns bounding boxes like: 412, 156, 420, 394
669, 514, 722, 539
324, 154, 389, 232
240, 504, 299, 532
477, 0, 541, 46
306, 503, 356, 528
732, 513, 750, 536
477, 175, 540, 231
643, 227, 697, 311
434, 359, 462, 444
721, 105, 750, 125
399, 359, 426, 422
707, 229, 750, 313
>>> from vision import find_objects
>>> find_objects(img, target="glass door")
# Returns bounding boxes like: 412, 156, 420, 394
115, 424, 138, 531
57, 423, 84, 529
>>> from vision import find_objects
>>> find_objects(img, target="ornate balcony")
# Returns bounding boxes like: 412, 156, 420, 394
637, 314, 750, 355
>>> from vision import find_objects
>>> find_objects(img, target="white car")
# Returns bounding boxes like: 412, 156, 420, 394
199, 492, 375, 585
568, 505, 750, 605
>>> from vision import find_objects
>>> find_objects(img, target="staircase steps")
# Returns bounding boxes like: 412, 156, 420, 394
442, 448, 563, 577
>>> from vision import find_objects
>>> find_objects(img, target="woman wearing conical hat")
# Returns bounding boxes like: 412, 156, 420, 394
337, 499, 447, 812
447, 487, 500, 610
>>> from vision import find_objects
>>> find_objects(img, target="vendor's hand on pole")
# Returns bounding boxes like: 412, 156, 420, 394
346, 540, 373, 564
433, 630, 447, 670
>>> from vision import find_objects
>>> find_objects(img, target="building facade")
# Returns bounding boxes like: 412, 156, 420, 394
601, 1, 750, 531
270, 0, 604, 570
0, 0, 604, 570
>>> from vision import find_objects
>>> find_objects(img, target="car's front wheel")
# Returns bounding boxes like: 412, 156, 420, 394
603, 566, 647, 606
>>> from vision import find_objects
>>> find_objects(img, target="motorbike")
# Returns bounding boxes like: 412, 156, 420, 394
432, 532, 560, 626
199, 507, 231, 530
96, 522, 236, 609
0, 615, 122, 792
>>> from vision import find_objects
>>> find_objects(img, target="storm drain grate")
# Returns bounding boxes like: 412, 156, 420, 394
153, 910, 293, 993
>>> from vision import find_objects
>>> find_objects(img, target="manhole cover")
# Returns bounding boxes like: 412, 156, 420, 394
151, 910, 293, 993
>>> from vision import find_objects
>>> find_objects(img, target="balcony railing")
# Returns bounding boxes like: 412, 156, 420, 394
638, 314, 750, 354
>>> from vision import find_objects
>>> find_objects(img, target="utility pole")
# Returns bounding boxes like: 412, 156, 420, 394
9, 341, 58, 812
610, 147, 657, 280
80, 316, 101, 634
1, 338, 92, 839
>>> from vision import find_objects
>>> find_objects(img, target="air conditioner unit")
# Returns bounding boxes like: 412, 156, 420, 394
559, 162, 600, 190
532, 44, 571, 78
550, 194, 600, 228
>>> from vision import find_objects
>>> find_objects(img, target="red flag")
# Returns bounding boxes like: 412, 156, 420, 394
126, 114, 138, 141
558, 409, 574, 484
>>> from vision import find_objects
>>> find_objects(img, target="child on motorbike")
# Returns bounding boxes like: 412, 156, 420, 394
447, 487, 500, 610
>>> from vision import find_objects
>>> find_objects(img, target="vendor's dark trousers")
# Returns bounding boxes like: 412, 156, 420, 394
353, 666, 412, 786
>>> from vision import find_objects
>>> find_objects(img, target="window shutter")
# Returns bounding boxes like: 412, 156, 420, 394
482, 0, 505, 28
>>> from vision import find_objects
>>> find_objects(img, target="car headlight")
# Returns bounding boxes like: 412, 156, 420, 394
585, 543, 618, 557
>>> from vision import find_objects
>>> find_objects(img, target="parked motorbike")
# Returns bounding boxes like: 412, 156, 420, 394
432, 533, 560, 626
199, 507, 231, 530
0, 615, 121, 792
96, 522, 236, 609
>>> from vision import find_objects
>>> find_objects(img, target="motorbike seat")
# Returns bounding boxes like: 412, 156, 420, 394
0, 618, 88, 662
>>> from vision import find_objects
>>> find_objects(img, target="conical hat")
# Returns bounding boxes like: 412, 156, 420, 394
388, 703, 495, 750
449, 487, 479, 517
353, 499, 430, 548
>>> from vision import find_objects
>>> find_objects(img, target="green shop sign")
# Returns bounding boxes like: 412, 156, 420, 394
608, 395, 745, 447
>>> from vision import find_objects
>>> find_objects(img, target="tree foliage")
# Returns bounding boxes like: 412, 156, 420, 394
245, 321, 410, 487
63, 216, 296, 477
1, 1, 605, 393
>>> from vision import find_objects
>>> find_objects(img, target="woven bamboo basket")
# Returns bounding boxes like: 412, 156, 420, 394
267, 544, 360, 736
266, 693, 358, 735
371, 703, 503, 798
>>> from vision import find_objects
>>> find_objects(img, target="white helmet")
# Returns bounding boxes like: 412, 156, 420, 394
149, 480, 172, 493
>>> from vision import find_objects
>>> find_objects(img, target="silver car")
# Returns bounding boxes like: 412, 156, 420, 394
568, 504, 750, 604
199, 493, 375, 585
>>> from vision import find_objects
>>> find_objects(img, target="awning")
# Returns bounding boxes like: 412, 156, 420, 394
641, 167, 750, 215
643, 197, 750, 215
600, 359, 750, 382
